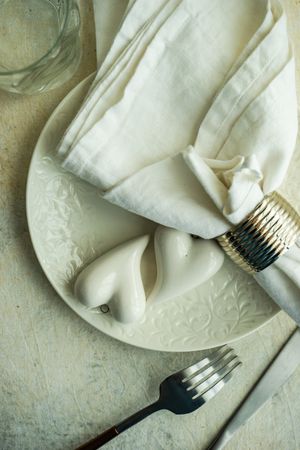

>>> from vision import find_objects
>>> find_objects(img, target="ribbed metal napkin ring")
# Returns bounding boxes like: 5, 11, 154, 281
217, 192, 300, 274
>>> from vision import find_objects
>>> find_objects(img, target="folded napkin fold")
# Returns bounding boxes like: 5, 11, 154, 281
58, 0, 300, 324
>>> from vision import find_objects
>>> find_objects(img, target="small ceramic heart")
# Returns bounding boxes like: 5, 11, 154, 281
148, 226, 224, 303
74, 235, 150, 324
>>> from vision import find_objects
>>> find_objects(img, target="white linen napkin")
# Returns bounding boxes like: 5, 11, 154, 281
58, 0, 300, 324
92, 0, 130, 68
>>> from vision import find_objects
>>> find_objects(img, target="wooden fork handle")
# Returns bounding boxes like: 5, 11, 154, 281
75, 426, 119, 450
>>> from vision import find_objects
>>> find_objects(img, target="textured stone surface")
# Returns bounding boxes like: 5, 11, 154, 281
1, 1, 300, 449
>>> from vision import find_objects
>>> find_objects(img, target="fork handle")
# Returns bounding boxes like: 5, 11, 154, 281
75, 401, 161, 449
76, 426, 119, 450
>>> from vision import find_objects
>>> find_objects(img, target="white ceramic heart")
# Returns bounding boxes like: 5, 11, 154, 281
74, 235, 150, 324
148, 226, 224, 303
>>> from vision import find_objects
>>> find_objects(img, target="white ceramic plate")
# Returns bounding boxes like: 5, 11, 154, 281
26, 75, 278, 352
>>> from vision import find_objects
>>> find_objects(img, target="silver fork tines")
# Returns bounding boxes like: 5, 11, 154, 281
181, 346, 233, 383
181, 347, 241, 400
191, 358, 241, 400
184, 351, 238, 390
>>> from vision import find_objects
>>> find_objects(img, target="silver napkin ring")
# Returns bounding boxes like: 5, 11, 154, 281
217, 192, 300, 274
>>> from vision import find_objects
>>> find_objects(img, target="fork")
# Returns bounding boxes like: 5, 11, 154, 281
76, 346, 241, 450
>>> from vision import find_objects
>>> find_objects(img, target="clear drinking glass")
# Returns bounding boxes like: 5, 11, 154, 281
0, 0, 81, 94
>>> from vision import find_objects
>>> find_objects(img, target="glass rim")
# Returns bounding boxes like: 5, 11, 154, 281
0, 0, 72, 76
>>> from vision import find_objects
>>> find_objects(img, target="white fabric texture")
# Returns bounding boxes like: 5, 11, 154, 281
59, 0, 300, 324
92, 0, 130, 68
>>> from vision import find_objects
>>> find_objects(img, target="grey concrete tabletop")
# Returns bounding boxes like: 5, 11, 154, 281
1, 1, 300, 449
